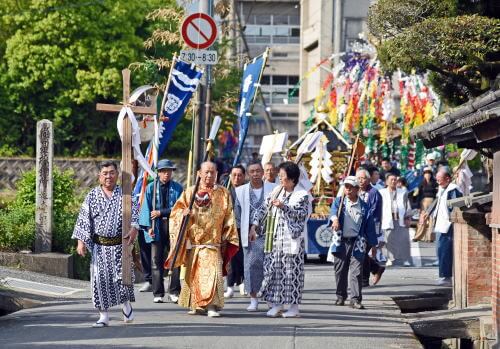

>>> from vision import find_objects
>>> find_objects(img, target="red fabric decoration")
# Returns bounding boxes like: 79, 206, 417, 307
222, 243, 239, 276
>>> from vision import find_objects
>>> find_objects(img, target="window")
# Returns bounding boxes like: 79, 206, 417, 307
245, 25, 260, 36
273, 52, 288, 58
273, 15, 289, 25
272, 76, 287, 85
289, 15, 300, 25
271, 112, 299, 119
261, 26, 273, 36
289, 87, 299, 97
275, 27, 289, 36
289, 76, 299, 85
245, 15, 300, 46
273, 91, 288, 104
261, 75, 271, 85
255, 15, 271, 25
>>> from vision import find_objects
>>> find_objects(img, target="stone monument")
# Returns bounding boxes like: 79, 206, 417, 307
35, 119, 53, 253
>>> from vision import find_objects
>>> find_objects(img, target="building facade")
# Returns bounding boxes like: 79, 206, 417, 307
299, 0, 372, 135
233, 0, 300, 159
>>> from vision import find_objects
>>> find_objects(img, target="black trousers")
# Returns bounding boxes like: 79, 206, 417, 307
227, 229, 244, 287
138, 229, 152, 283
151, 220, 181, 297
362, 245, 384, 285
333, 238, 363, 302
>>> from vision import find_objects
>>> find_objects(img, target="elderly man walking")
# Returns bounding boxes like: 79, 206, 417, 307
356, 169, 385, 286
329, 176, 377, 309
73, 161, 139, 327
423, 167, 462, 286
235, 160, 277, 311
165, 161, 239, 317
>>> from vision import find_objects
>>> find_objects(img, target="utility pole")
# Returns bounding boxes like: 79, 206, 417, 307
202, 0, 214, 142
192, 0, 214, 179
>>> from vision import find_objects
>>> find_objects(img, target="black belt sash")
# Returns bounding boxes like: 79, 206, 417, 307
92, 234, 122, 246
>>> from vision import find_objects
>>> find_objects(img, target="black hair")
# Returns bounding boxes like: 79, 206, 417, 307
99, 160, 117, 171
247, 160, 263, 168
397, 176, 408, 186
385, 172, 397, 181
231, 164, 246, 175
278, 161, 300, 185
367, 166, 379, 176
381, 157, 391, 163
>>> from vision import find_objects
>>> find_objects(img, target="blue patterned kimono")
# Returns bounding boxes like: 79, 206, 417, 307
253, 187, 310, 305
328, 196, 377, 261
138, 179, 183, 243
72, 185, 139, 310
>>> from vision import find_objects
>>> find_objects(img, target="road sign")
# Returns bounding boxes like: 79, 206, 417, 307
181, 13, 217, 50
180, 50, 218, 65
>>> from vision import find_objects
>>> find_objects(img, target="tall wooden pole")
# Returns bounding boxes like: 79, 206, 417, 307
120, 69, 133, 286
96, 69, 157, 286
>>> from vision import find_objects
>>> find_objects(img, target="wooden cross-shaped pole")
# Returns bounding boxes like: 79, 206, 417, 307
96, 68, 157, 286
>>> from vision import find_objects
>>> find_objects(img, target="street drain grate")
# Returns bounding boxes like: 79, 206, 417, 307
0, 277, 83, 296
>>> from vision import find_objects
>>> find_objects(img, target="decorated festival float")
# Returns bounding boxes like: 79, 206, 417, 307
288, 42, 441, 259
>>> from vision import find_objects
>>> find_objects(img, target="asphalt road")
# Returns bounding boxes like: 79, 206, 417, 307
0, 260, 445, 349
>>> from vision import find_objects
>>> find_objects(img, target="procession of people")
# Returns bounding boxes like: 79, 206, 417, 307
71, 148, 462, 327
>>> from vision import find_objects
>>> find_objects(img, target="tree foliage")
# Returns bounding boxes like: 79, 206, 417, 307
0, 0, 166, 156
368, 0, 500, 105
0, 0, 242, 157
134, 0, 242, 157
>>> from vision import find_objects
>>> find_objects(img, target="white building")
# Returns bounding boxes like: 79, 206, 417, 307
299, 0, 372, 135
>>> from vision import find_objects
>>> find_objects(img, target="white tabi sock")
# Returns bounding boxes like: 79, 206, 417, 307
122, 301, 132, 315
250, 297, 258, 307
98, 310, 109, 324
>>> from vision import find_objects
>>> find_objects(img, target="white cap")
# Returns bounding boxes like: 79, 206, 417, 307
343, 176, 359, 187
426, 153, 436, 161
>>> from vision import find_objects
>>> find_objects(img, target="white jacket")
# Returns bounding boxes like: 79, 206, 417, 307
379, 187, 411, 230
235, 181, 277, 247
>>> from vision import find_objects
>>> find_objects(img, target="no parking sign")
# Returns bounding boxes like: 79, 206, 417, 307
181, 13, 217, 50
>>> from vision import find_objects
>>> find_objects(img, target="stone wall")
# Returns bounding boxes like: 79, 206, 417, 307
0, 157, 189, 191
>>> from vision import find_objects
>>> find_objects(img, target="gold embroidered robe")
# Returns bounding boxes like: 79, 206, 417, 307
166, 185, 239, 310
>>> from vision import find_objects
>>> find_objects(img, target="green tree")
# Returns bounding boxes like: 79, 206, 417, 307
0, 0, 166, 156
368, 0, 500, 105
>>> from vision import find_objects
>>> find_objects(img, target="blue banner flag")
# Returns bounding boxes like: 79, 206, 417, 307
232, 49, 269, 166
134, 58, 203, 200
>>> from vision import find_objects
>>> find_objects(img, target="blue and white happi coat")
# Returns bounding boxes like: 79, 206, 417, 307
328, 196, 377, 261
72, 185, 139, 310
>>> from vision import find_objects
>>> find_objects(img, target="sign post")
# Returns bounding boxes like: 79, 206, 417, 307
181, 9, 218, 174
180, 12, 218, 65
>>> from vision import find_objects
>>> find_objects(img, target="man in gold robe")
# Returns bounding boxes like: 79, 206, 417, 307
165, 161, 239, 317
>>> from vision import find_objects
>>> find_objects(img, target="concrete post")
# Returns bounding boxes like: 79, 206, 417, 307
35, 119, 53, 253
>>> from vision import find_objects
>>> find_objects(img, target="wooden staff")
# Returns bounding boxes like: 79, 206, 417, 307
337, 135, 364, 217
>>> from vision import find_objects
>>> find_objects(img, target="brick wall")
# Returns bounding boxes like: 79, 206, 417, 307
451, 208, 492, 308
491, 152, 500, 340
492, 227, 499, 340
